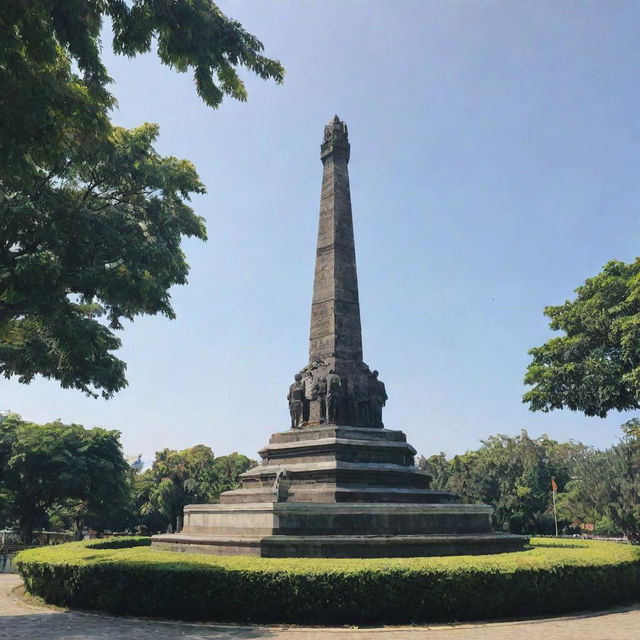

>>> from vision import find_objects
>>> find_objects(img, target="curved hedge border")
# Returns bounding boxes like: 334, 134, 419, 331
15, 537, 640, 625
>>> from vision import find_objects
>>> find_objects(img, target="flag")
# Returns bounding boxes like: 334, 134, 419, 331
551, 477, 558, 493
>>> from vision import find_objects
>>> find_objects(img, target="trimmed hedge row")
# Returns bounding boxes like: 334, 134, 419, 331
16, 537, 640, 624
79, 536, 152, 550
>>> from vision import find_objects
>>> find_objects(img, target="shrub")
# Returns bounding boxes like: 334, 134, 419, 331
15, 537, 640, 625
594, 516, 624, 538
82, 536, 151, 550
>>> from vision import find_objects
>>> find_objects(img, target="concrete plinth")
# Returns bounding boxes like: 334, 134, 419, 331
152, 502, 527, 557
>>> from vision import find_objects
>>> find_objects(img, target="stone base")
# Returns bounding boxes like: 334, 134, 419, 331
151, 502, 528, 558
152, 533, 526, 558
152, 425, 528, 558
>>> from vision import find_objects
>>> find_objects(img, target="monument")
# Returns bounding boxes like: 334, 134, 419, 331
152, 117, 527, 557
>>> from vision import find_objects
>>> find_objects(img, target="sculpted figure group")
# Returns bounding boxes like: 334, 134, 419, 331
287, 367, 387, 429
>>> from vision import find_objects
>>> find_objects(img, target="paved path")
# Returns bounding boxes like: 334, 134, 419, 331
2, 574, 640, 639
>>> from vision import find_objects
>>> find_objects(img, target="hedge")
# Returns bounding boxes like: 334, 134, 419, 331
78, 536, 152, 550
15, 537, 640, 625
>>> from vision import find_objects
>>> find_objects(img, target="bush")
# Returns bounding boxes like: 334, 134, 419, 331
594, 516, 624, 538
82, 536, 151, 550
15, 537, 640, 625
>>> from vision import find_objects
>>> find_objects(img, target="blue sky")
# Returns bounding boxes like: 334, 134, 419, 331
4, 1, 640, 462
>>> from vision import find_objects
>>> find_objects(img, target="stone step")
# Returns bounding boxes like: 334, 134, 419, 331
258, 436, 417, 466
239, 460, 432, 491
152, 529, 527, 558
268, 425, 408, 444
152, 503, 528, 558
220, 485, 454, 505
242, 460, 430, 478
259, 532, 527, 558
178, 502, 495, 538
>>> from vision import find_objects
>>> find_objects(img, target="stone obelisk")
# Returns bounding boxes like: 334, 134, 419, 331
288, 118, 386, 429
151, 117, 527, 557
310, 116, 362, 363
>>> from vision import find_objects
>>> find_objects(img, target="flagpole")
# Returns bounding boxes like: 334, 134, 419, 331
551, 477, 559, 537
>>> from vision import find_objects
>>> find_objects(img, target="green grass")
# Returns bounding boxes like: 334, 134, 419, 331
16, 537, 640, 624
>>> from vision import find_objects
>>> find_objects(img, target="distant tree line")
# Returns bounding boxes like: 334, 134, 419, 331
0, 412, 254, 544
420, 421, 640, 542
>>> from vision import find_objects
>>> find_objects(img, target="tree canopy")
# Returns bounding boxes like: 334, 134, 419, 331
1, 1, 283, 397
1, 0, 285, 180
0, 411, 256, 541
0, 413, 130, 543
555, 419, 640, 542
137, 446, 254, 532
424, 423, 640, 541
523, 259, 640, 417
1, 123, 207, 397
425, 430, 587, 534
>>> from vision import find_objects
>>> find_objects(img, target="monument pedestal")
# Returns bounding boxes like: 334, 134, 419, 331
152, 502, 525, 558
152, 426, 528, 557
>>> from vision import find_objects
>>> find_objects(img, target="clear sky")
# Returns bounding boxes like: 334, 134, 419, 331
4, 1, 640, 463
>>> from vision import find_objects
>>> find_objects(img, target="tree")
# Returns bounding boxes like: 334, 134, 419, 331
204, 452, 254, 501
1, 124, 207, 397
1, 1, 285, 184
559, 420, 640, 542
53, 427, 132, 537
139, 445, 254, 532
555, 448, 612, 534
130, 467, 168, 534
1, 2, 284, 397
425, 430, 587, 534
523, 260, 640, 417
0, 413, 130, 543
141, 445, 215, 532
0, 413, 22, 530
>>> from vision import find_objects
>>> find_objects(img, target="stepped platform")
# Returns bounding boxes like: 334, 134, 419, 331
220, 425, 454, 505
152, 426, 528, 557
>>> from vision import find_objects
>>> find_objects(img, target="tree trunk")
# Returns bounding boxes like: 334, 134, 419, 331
73, 517, 83, 541
19, 514, 35, 546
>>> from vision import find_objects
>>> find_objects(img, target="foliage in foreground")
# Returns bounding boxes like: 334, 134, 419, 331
1, 122, 207, 398
1, 1, 284, 397
16, 537, 640, 624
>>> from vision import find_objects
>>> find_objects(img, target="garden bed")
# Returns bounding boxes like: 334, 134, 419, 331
15, 536, 640, 624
